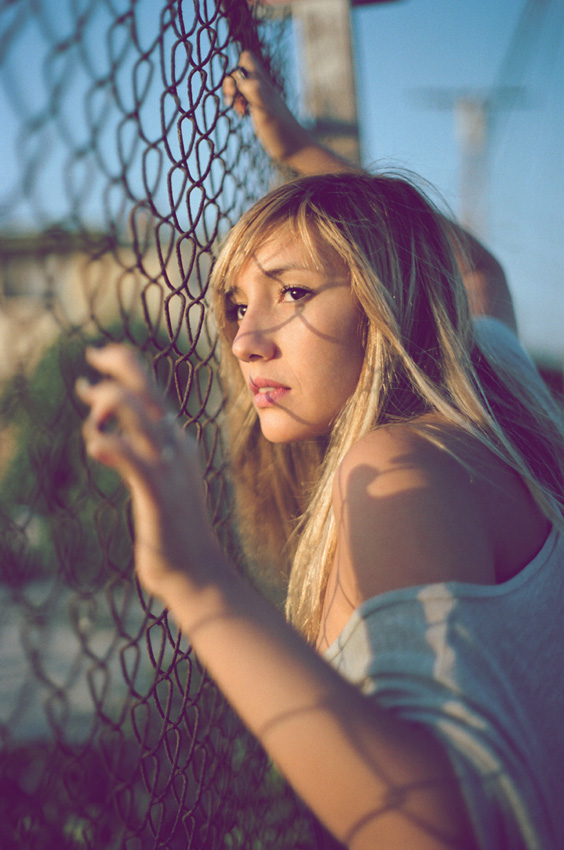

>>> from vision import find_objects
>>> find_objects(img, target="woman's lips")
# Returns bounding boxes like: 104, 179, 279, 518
249, 377, 290, 409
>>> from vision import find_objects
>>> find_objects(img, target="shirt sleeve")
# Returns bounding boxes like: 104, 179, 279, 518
325, 589, 554, 850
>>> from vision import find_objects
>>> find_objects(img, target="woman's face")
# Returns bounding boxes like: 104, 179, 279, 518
228, 228, 365, 443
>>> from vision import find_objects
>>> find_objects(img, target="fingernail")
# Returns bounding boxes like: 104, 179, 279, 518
75, 377, 91, 396
85, 345, 105, 361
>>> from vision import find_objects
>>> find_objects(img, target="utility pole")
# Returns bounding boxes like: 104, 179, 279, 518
454, 97, 488, 238
260, 0, 405, 166
291, 0, 361, 164
412, 87, 525, 240
411, 0, 549, 238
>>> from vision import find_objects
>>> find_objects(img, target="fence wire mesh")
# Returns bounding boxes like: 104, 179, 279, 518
0, 1, 318, 847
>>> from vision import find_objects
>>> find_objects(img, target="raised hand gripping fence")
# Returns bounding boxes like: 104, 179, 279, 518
0, 2, 318, 847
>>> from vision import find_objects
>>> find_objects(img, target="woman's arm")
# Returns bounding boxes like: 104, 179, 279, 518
77, 345, 474, 850
223, 50, 358, 175
226, 52, 517, 332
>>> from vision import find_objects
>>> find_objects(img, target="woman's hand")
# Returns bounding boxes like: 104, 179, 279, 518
223, 50, 353, 175
76, 345, 221, 600
223, 49, 311, 164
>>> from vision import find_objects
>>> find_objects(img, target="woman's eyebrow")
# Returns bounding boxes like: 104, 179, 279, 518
261, 262, 317, 279
224, 263, 319, 298
250, 249, 321, 278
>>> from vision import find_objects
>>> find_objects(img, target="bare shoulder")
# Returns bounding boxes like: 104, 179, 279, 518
318, 422, 499, 651
332, 422, 478, 513
318, 419, 550, 651
332, 422, 497, 590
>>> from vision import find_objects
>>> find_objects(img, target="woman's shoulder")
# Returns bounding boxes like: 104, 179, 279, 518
320, 422, 484, 648
319, 418, 550, 650
331, 418, 549, 595
334, 418, 477, 496
335, 415, 543, 503
331, 421, 495, 593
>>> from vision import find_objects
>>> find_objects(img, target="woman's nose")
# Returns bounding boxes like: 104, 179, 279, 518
231, 316, 276, 362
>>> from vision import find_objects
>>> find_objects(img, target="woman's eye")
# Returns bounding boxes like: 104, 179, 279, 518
226, 302, 246, 322
281, 287, 311, 303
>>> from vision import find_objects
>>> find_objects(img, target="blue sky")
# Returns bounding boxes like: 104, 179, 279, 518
351, 0, 564, 364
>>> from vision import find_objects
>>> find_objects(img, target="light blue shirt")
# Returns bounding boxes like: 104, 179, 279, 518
325, 525, 564, 850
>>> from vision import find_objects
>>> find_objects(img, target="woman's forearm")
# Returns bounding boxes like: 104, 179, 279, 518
226, 52, 358, 177
282, 138, 360, 176
159, 561, 472, 850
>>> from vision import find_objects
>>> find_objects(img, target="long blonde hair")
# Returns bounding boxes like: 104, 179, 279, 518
210, 172, 564, 642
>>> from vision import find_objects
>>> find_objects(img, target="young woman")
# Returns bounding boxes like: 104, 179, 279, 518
76, 52, 564, 850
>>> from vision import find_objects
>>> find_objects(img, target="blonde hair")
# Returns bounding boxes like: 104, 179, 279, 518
210, 172, 564, 642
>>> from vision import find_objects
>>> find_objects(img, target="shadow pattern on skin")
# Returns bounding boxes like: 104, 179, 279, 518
228, 274, 362, 430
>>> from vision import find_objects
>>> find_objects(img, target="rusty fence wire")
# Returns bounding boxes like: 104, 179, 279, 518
0, 1, 318, 847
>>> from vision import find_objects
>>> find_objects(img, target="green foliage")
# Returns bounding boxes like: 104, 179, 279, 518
220, 736, 316, 849
0, 742, 121, 850
0, 331, 132, 588
0, 332, 316, 847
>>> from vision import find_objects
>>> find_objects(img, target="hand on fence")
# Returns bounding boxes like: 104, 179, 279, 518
223, 50, 359, 177
76, 345, 220, 600
223, 49, 311, 165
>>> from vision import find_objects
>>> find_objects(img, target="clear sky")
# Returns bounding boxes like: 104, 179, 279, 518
351, 0, 564, 365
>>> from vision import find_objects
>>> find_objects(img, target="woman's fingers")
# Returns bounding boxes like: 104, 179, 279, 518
77, 345, 180, 477
76, 344, 217, 598
223, 51, 310, 165
223, 50, 273, 115
235, 49, 260, 76
84, 344, 156, 398
222, 72, 243, 113
79, 384, 151, 469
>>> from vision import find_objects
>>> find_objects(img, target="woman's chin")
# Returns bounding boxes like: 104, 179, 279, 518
258, 418, 328, 444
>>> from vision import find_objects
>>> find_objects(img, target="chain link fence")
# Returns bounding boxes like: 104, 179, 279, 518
0, 1, 319, 847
